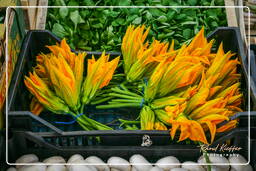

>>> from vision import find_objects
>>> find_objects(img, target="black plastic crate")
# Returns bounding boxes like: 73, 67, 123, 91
6, 27, 255, 157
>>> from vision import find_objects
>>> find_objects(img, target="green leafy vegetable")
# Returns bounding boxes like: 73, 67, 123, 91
46, 0, 227, 51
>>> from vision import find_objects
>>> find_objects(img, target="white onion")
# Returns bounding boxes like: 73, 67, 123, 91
198, 154, 229, 171
7, 167, 17, 171
155, 156, 180, 171
85, 156, 110, 171
18, 164, 46, 171
229, 154, 253, 171
69, 165, 95, 171
131, 167, 138, 171
129, 154, 152, 171
181, 161, 205, 171
107, 156, 131, 171
67, 154, 84, 163
149, 166, 164, 171
46, 165, 67, 171
170, 168, 188, 171
16, 154, 39, 168
43, 156, 66, 164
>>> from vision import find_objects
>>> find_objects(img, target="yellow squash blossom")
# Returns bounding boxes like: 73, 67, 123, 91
154, 119, 168, 130
154, 109, 172, 126
140, 106, 155, 130
197, 114, 229, 143
216, 120, 238, 132
46, 39, 77, 70
144, 59, 170, 101
170, 113, 208, 144
121, 25, 150, 75
30, 97, 44, 116
82, 52, 120, 105
24, 71, 69, 114
126, 40, 171, 82
44, 53, 85, 112
189, 97, 227, 119
150, 96, 186, 109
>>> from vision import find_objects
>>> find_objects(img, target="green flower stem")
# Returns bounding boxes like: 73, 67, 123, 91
110, 99, 141, 103
97, 103, 141, 109
81, 115, 113, 130
124, 125, 139, 130
119, 119, 140, 126
111, 87, 142, 97
77, 121, 92, 131
90, 96, 113, 105
199, 142, 212, 171
69, 111, 92, 130
119, 83, 128, 91
113, 73, 126, 77
109, 93, 140, 100
80, 103, 85, 114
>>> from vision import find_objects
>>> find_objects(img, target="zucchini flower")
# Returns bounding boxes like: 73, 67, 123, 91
46, 39, 76, 70
206, 43, 235, 78
121, 25, 150, 75
145, 60, 204, 101
216, 120, 238, 133
82, 52, 120, 105
126, 39, 172, 82
24, 71, 69, 114
140, 106, 155, 130
144, 59, 169, 102
170, 113, 208, 144
44, 52, 85, 112
150, 96, 186, 110
197, 114, 229, 143
30, 97, 44, 116
154, 119, 168, 130
189, 97, 228, 119
154, 109, 172, 126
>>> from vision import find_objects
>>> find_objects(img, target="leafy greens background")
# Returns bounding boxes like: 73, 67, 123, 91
46, 0, 227, 51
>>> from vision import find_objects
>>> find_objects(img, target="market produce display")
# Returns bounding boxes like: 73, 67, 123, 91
8, 153, 253, 171
24, 25, 242, 145
46, 0, 227, 51
4, 0, 255, 170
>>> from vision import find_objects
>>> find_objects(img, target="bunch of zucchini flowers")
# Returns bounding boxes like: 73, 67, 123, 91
25, 39, 119, 130
97, 25, 243, 144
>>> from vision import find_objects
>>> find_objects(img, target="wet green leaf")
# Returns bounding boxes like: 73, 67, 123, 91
132, 17, 142, 24
52, 23, 67, 38
59, 8, 68, 19
70, 10, 85, 29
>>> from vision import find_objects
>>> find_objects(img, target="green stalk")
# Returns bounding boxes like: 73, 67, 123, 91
69, 111, 92, 130
113, 73, 126, 77
111, 87, 142, 97
81, 115, 113, 130
80, 103, 85, 114
91, 96, 113, 105
199, 142, 212, 171
111, 99, 141, 103
119, 119, 140, 126
97, 103, 141, 109
109, 93, 140, 100
119, 83, 128, 91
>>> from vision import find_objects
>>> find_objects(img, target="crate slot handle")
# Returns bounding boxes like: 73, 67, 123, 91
9, 111, 63, 134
